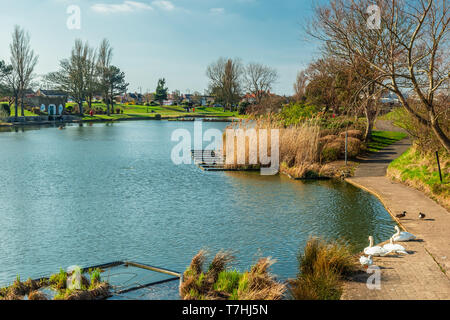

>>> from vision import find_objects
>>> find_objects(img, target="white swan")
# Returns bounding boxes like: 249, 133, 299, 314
359, 255, 373, 268
392, 226, 416, 242
383, 237, 409, 255
364, 236, 390, 256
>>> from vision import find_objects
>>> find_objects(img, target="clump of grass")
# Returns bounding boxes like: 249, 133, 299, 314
89, 268, 102, 288
49, 268, 68, 290
289, 237, 356, 300
180, 250, 285, 300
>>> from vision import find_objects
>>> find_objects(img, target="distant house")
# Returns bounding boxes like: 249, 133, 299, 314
23, 89, 68, 113
36, 89, 69, 100
201, 96, 215, 106
123, 92, 144, 104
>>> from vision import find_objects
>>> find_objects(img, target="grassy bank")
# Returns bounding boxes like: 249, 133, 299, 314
388, 147, 449, 209
73, 103, 240, 120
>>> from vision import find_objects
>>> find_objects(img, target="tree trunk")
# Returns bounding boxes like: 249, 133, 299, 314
20, 96, 24, 117
106, 98, 110, 116
430, 118, 450, 153
364, 101, 378, 142
78, 102, 84, 116
14, 94, 18, 121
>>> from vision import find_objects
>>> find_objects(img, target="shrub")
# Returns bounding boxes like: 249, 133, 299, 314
0, 103, 11, 119
155, 114, 162, 120
115, 108, 121, 114
289, 237, 355, 300
49, 269, 68, 290
339, 130, 362, 140
336, 137, 362, 158
180, 250, 285, 300
321, 141, 343, 162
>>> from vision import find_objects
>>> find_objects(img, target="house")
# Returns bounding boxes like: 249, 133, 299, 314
23, 89, 68, 112
123, 92, 144, 104
201, 96, 215, 106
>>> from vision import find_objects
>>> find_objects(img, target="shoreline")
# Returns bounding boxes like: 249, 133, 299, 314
0, 115, 238, 127
341, 138, 450, 300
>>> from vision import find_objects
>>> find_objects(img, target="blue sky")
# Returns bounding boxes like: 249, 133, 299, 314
0, 0, 323, 95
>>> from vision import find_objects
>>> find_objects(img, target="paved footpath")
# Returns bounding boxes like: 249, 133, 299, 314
341, 137, 450, 300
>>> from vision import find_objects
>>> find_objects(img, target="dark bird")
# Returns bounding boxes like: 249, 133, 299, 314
396, 211, 407, 219
419, 212, 426, 219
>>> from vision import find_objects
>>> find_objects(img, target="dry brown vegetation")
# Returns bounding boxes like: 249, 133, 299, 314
223, 116, 363, 178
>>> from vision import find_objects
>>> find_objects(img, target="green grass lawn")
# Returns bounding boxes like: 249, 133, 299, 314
388, 148, 449, 209
67, 102, 240, 120
366, 131, 408, 153
9, 108, 39, 117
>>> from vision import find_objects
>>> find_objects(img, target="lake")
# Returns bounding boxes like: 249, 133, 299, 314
0, 121, 396, 297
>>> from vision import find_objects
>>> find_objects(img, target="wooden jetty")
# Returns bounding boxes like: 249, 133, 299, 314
191, 150, 261, 172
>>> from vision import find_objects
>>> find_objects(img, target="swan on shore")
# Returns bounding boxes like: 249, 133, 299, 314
359, 255, 373, 268
383, 237, 409, 255
392, 226, 416, 242
364, 236, 390, 256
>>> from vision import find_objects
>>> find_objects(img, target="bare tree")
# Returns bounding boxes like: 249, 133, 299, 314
97, 39, 113, 116
9, 26, 38, 119
85, 46, 98, 110
310, 0, 450, 151
206, 57, 243, 110
293, 70, 308, 102
244, 63, 278, 104
46, 40, 93, 115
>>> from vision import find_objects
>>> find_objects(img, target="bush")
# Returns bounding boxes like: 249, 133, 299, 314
31, 107, 41, 115
180, 250, 286, 300
115, 108, 121, 114
321, 141, 343, 162
155, 114, 162, 120
238, 101, 250, 115
289, 237, 355, 300
0, 103, 11, 119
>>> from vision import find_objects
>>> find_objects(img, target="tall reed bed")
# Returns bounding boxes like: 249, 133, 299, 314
222, 115, 323, 178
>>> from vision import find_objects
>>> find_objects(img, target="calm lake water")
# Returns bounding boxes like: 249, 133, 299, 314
0, 121, 396, 292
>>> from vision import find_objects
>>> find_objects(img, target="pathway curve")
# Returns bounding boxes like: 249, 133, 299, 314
341, 136, 450, 300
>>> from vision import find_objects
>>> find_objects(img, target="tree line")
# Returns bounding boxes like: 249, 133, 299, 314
0, 25, 129, 118
206, 58, 279, 110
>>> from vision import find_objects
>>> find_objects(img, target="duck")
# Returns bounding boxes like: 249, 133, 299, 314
383, 237, 409, 255
392, 226, 416, 242
359, 255, 373, 269
396, 211, 407, 219
419, 212, 426, 220
364, 236, 391, 256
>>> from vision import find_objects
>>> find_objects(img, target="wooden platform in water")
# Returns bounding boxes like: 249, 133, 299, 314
191, 150, 261, 172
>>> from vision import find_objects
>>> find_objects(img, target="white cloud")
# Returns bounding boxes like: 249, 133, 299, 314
210, 8, 225, 15
91, 1, 153, 14
152, 1, 175, 11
